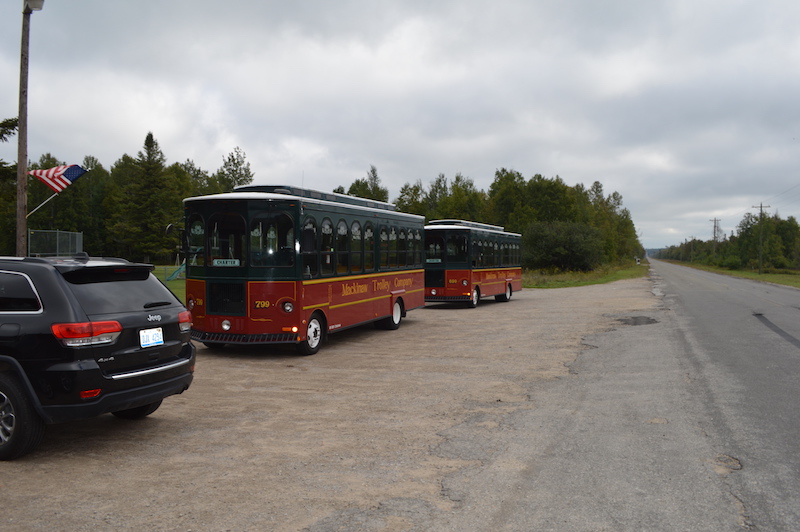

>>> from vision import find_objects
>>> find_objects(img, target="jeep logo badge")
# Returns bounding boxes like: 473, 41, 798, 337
147, 314, 162, 322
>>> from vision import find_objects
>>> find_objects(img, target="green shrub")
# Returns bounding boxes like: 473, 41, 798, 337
522, 222, 604, 272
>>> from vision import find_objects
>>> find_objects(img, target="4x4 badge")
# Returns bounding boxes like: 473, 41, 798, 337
147, 314, 162, 322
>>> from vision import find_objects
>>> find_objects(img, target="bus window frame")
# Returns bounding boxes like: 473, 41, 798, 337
301, 215, 319, 279
207, 212, 248, 268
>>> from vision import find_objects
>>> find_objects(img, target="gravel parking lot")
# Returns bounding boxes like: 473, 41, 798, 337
2, 278, 655, 531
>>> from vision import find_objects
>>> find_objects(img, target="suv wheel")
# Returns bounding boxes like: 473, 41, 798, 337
0, 373, 46, 461
111, 400, 163, 420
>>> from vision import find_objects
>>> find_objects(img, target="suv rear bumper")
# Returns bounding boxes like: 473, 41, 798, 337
39, 371, 194, 424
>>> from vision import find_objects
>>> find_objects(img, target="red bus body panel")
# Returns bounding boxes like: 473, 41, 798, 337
188, 271, 424, 344
425, 267, 522, 301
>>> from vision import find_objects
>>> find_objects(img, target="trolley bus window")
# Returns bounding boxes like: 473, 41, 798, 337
412, 229, 423, 267
250, 212, 295, 267
388, 226, 398, 268
321, 219, 334, 276
380, 226, 390, 269
472, 240, 483, 268
301, 217, 318, 278
187, 214, 204, 267
398, 229, 407, 267
336, 220, 349, 274
208, 213, 246, 267
351, 221, 363, 273
446, 233, 469, 265
364, 223, 375, 272
426, 234, 445, 264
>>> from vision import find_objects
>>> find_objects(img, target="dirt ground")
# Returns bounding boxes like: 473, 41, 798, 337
2, 277, 656, 531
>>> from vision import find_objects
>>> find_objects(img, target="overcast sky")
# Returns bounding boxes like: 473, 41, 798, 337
2, 1, 799, 249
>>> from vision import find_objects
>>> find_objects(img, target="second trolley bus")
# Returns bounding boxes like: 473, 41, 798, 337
424, 219, 522, 307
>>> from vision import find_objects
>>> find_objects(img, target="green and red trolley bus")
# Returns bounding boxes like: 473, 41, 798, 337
424, 219, 522, 307
183, 185, 425, 354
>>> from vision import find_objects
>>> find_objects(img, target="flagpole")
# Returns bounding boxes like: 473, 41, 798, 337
26, 192, 57, 219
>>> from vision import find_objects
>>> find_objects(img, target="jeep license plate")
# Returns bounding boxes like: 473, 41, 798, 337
140, 327, 164, 348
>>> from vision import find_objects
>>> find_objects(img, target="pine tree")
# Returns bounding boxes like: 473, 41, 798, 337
212, 147, 253, 192
347, 165, 389, 202
109, 132, 186, 262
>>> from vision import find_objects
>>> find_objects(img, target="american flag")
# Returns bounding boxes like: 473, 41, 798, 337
29, 165, 87, 193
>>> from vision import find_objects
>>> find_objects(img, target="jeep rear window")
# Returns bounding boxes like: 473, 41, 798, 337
0, 271, 41, 312
62, 268, 180, 315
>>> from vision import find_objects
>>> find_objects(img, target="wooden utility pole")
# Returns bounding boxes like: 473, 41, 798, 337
710, 218, 721, 255
752, 203, 770, 274
16, 4, 33, 257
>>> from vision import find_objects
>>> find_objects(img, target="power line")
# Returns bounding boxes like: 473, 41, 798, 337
763, 182, 800, 204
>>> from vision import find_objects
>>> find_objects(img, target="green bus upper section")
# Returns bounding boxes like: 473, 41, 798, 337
183, 186, 425, 281
424, 219, 522, 269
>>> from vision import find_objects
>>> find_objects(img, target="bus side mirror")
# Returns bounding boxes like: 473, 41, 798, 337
166, 223, 189, 254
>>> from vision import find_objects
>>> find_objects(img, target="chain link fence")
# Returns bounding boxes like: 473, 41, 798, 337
28, 229, 83, 257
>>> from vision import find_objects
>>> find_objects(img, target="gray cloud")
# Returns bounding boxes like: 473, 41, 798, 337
2, 0, 799, 248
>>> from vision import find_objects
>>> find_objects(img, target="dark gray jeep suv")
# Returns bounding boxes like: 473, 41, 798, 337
0, 254, 195, 460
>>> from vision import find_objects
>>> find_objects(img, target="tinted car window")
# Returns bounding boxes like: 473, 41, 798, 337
62, 268, 180, 315
0, 271, 41, 312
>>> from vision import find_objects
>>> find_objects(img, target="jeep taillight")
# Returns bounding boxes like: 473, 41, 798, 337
178, 310, 192, 333
51, 321, 123, 347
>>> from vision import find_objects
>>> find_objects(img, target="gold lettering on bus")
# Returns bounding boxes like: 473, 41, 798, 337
393, 277, 414, 289
372, 279, 390, 292
342, 282, 369, 296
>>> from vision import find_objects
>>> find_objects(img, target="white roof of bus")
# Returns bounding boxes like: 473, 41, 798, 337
424, 220, 521, 237
424, 224, 521, 237
183, 191, 425, 221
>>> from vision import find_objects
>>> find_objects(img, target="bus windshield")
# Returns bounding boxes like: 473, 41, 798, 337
426, 230, 469, 266
208, 213, 247, 267
250, 212, 295, 267
193, 210, 296, 269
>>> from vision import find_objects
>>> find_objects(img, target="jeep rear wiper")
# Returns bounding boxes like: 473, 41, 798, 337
144, 301, 172, 309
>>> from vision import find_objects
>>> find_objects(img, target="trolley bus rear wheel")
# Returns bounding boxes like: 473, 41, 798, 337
377, 299, 404, 330
495, 283, 512, 302
297, 312, 324, 355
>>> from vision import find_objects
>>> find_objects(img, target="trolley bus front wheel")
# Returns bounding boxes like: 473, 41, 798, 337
468, 287, 480, 308
495, 283, 512, 302
297, 312, 324, 355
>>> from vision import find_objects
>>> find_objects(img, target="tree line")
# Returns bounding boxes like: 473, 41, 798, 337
654, 211, 800, 272
0, 128, 253, 262
1, 121, 642, 270
337, 166, 643, 272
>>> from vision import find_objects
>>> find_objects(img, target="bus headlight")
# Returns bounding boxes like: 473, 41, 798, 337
221, 320, 231, 331
283, 301, 294, 313
430, 289, 437, 296
462, 279, 468, 286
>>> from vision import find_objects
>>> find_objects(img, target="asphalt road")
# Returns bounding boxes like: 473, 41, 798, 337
649, 259, 800, 530
437, 260, 800, 530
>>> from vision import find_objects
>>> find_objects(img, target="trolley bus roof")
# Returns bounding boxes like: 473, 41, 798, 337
183, 186, 425, 221
424, 219, 521, 237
